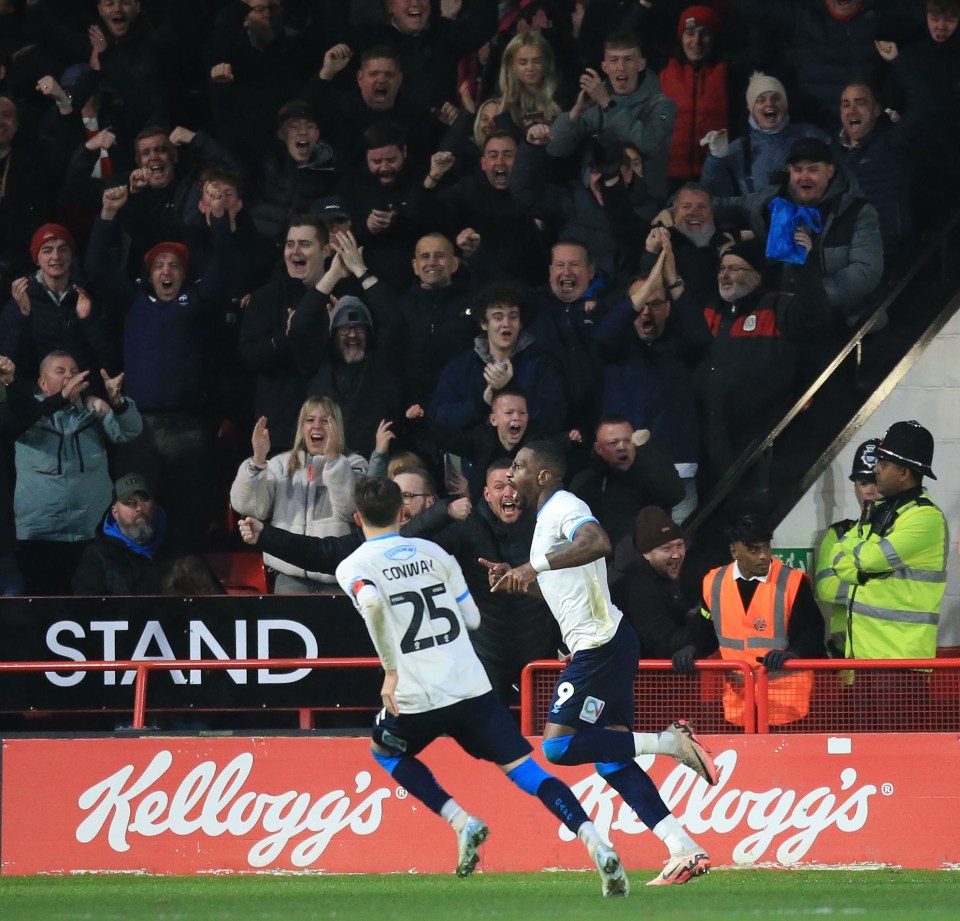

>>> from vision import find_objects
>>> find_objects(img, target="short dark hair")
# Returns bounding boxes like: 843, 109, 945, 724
551, 237, 592, 262
198, 166, 245, 197
595, 414, 632, 437
286, 213, 329, 245
360, 46, 401, 68
490, 386, 527, 410
364, 120, 406, 151
391, 465, 437, 498
482, 129, 518, 153
486, 457, 514, 480
725, 514, 773, 545
354, 476, 403, 527
476, 283, 526, 323
604, 32, 643, 55
525, 440, 567, 481
927, 0, 960, 17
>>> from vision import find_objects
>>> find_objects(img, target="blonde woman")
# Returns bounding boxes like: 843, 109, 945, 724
497, 31, 562, 130
230, 396, 368, 593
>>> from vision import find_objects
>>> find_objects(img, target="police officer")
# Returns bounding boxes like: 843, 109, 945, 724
814, 437, 881, 656
829, 421, 948, 661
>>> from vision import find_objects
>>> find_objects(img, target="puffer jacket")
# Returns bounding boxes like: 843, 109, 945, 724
230, 450, 368, 582
14, 397, 143, 541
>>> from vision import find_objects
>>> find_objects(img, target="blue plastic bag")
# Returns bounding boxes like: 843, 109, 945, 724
765, 197, 823, 264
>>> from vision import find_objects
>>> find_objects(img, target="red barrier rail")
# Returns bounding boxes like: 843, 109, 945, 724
520, 658, 960, 735
0, 658, 381, 730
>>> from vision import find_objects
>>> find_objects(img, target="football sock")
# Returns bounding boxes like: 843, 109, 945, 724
440, 800, 469, 831
636, 731, 676, 755
372, 750, 450, 814
595, 761, 670, 829
576, 820, 606, 859
652, 815, 698, 855
541, 728, 636, 765
506, 759, 589, 833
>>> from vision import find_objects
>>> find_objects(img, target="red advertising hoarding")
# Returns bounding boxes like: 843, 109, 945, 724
2, 734, 957, 874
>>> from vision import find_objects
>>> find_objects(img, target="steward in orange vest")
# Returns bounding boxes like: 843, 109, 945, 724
700, 515, 826, 726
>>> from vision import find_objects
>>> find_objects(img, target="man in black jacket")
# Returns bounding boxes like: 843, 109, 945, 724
609, 505, 716, 667
71, 472, 214, 595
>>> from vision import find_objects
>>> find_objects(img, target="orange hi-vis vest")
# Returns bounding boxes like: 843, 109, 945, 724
704, 559, 814, 726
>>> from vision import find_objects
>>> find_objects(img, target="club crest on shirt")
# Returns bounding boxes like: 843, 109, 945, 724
753, 617, 767, 631
743, 314, 757, 332
579, 696, 605, 724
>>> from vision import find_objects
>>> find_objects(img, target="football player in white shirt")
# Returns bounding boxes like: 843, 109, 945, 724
335, 476, 629, 895
488, 441, 719, 886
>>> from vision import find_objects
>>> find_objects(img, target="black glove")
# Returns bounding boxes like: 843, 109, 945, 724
758, 649, 796, 672
672, 645, 697, 675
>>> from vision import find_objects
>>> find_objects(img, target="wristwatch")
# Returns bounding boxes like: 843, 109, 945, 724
667, 277, 685, 290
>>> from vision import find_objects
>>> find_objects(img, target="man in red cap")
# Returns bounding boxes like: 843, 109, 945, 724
1, 224, 114, 383
84, 183, 236, 552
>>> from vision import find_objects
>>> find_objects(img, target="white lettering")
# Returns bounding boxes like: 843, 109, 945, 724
123, 622, 187, 685
257, 621, 317, 684
189, 621, 247, 684
75, 751, 392, 867
90, 621, 128, 685
561, 749, 877, 864
45, 621, 86, 687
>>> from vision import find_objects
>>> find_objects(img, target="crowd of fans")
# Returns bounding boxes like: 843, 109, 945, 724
0, 0, 956, 599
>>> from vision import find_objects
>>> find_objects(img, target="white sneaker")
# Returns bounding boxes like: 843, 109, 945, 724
594, 842, 629, 897
664, 719, 719, 785
646, 848, 711, 886
455, 815, 489, 877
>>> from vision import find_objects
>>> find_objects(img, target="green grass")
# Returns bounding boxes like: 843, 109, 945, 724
0, 870, 957, 921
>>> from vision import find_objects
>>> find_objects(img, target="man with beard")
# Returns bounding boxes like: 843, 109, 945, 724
305, 295, 403, 459
609, 506, 717, 668
71, 472, 215, 595
337, 120, 424, 290
692, 236, 832, 486
639, 183, 734, 308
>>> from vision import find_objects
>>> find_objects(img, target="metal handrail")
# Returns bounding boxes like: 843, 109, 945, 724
0, 657, 382, 730
684, 207, 960, 535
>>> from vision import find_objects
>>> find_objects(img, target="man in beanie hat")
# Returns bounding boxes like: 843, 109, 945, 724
305, 291, 404, 459
610, 505, 718, 671
828, 420, 947, 663
1, 223, 114, 382
700, 513, 825, 727
691, 229, 831, 487
814, 437, 881, 655
701, 71, 830, 197
719, 133, 883, 326
660, 5, 728, 184
85, 183, 236, 552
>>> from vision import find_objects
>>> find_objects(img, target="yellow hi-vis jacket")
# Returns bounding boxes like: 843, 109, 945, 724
830, 490, 947, 660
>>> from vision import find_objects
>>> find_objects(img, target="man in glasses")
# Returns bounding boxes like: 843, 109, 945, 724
695, 236, 831, 486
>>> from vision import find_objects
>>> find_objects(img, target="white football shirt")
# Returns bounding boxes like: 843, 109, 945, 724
336, 533, 492, 713
532, 490, 623, 654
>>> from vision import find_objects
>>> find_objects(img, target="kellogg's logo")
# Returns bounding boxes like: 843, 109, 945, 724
75, 751, 392, 868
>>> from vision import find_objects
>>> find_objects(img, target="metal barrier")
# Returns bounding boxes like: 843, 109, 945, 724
520, 658, 960, 735
0, 657, 381, 730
